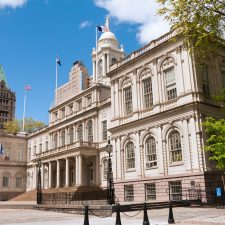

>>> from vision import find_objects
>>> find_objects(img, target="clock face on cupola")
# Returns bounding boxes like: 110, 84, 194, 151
92, 16, 125, 85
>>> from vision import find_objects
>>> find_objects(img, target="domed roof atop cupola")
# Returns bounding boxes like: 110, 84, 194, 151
99, 31, 117, 41
97, 17, 119, 49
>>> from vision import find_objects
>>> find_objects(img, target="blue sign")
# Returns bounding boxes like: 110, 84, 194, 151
216, 188, 222, 197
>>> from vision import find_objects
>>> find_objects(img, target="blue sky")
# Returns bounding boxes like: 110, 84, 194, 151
0, 0, 169, 124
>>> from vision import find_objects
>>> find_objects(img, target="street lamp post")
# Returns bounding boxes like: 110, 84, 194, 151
37, 158, 42, 204
106, 139, 115, 205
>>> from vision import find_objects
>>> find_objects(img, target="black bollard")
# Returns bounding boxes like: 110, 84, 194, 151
83, 205, 89, 225
168, 201, 175, 224
115, 204, 122, 225
143, 202, 150, 225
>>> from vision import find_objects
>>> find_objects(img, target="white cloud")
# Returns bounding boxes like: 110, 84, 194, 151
79, 20, 92, 29
0, 0, 27, 9
94, 0, 169, 44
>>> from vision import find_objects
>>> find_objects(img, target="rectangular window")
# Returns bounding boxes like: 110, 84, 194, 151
143, 78, 153, 108
169, 181, 182, 200
102, 120, 107, 141
33, 146, 36, 156
61, 108, 65, 119
38, 144, 42, 153
68, 104, 73, 115
77, 99, 82, 111
2, 176, 9, 187
86, 95, 92, 107
16, 177, 22, 188
202, 65, 210, 96
45, 141, 48, 151
124, 185, 134, 202
165, 67, 177, 100
124, 87, 133, 115
145, 183, 156, 201
54, 111, 58, 122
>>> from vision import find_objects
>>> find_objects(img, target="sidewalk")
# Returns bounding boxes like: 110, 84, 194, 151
0, 207, 224, 224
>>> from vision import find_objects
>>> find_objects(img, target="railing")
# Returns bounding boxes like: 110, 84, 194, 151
110, 31, 176, 71
42, 189, 108, 206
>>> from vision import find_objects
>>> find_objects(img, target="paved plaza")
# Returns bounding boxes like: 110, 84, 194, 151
0, 207, 225, 225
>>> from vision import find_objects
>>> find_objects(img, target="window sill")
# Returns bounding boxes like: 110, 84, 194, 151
126, 169, 136, 173
145, 166, 158, 170
169, 162, 183, 167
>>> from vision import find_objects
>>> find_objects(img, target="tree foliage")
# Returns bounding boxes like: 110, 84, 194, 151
3, 117, 45, 134
204, 117, 225, 170
3, 119, 20, 134
157, 0, 225, 58
203, 88, 225, 171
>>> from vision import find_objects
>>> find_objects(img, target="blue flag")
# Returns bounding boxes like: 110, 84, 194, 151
0, 143, 4, 155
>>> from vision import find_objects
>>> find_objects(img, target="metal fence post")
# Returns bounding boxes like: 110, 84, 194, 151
83, 205, 89, 225
143, 202, 150, 225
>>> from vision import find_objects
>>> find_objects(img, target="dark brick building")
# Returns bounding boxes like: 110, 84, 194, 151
0, 66, 16, 129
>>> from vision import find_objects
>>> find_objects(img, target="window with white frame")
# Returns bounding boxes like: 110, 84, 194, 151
124, 87, 133, 115
145, 137, 157, 168
124, 185, 134, 201
53, 134, 58, 148
2, 176, 9, 187
16, 176, 22, 188
143, 77, 153, 108
169, 130, 182, 163
102, 120, 107, 141
202, 65, 210, 96
77, 124, 83, 141
69, 127, 74, 144
126, 141, 135, 169
61, 131, 65, 146
103, 159, 108, 180
145, 183, 156, 200
33, 146, 36, 156
165, 67, 177, 100
87, 120, 93, 142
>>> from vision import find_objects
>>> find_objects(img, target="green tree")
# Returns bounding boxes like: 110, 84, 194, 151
3, 117, 45, 134
3, 119, 20, 134
157, 0, 225, 58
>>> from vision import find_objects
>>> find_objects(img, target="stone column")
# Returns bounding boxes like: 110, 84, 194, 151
56, 160, 60, 188
48, 161, 52, 188
33, 166, 37, 189
79, 155, 82, 185
75, 155, 79, 185
41, 163, 44, 188
65, 158, 69, 187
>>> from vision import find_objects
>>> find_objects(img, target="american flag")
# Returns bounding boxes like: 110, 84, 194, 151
25, 84, 32, 91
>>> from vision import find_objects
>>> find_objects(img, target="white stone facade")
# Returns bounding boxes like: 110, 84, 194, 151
26, 25, 225, 203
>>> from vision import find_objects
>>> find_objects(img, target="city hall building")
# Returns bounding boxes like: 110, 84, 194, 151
26, 21, 225, 203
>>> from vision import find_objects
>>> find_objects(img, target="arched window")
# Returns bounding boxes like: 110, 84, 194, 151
53, 133, 58, 148
77, 124, 83, 141
143, 77, 153, 108
98, 59, 103, 77
87, 120, 93, 142
61, 131, 65, 146
126, 141, 135, 169
165, 67, 177, 100
124, 86, 133, 115
69, 127, 74, 144
145, 137, 157, 168
102, 158, 108, 180
169, 130, 182, 163
140, 69, 153, 109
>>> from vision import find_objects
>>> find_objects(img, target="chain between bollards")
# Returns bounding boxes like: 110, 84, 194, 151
115, 204, 122, 225
143, 202, 150, 225
84, 205, 89, 225
168, 201, 175, 224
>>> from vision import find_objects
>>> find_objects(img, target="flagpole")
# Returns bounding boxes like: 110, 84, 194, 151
95, 26, 98, 84
55, 57, 58, 105
22, 89, 27, 132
